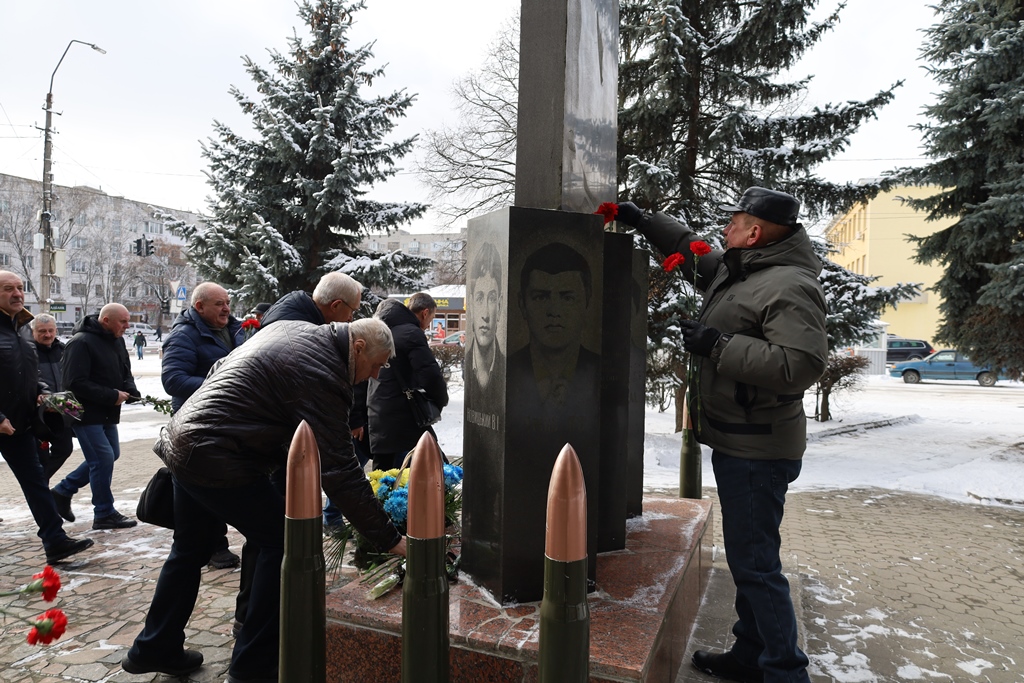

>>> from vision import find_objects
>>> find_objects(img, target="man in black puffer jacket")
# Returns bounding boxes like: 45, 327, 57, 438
30, 313, 75, 479
122, 318, 403, 682
368, 293, 449, 470
0, 271, 93, 564
52, 303, 140, 531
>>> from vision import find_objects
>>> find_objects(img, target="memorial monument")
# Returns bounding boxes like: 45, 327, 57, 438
461, 0, 648, 603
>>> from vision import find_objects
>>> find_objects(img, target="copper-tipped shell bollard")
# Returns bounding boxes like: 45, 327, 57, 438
402, 431, 450, 683
279, 420, 326, 683
539, 443, 590, 682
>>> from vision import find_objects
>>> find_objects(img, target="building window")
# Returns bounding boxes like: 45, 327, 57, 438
0, 228, 10, 241
25, 255, 33, 268
0, 253, 10, 266
72, 283, 87, 296
129, 286, 137, 297
388, 241, 400, 251
71, 236, 88, 249
407, 241, 421, 255
70, 259, 87, 273
95, 284, 104, 297
50, 280, 61, 295
144, 221, 164, 234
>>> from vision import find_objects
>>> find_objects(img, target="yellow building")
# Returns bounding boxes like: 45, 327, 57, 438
825, 185, 953, 344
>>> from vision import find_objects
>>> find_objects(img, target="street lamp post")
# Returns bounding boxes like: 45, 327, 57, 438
38, 39, 105, 312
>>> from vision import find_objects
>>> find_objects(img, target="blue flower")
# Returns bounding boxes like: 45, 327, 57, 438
377, 475, 397, 500
383, 488, 409, 525
442, 464, 463, 490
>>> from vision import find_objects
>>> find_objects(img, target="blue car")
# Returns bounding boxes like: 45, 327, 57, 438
889, 350, 1005, 386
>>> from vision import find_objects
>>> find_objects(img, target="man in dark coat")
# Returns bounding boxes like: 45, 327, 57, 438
261, 271, 367, 527
616, 188, 828, 683
260, 271, 363, 328
51, 303, 140, 530
30, 313, 75, 480
122, 318, 403, 682
368, 292, 449, 470
161, 281, 243, 569
0, 271, 93, 564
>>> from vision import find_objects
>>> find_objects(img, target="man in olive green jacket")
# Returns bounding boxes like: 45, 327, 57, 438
617, 187, 827, 683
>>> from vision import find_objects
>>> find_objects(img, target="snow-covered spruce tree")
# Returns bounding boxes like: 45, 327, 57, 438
897, 1, 1024, 379
184, 0, 430, 309
618, 0, 905, 427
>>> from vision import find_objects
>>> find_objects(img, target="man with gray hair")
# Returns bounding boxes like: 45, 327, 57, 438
30, 313, 75, 479
123, 317, 403, 681
160, 281, 242, 569
260, 271, 363, 328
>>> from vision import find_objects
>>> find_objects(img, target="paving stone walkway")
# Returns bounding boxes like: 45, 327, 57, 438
3, 438, 1022, 682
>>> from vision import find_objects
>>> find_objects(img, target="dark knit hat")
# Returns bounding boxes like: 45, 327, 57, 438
252, 302, 271, 315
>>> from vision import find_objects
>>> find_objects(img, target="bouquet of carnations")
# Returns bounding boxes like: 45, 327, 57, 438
1, 566, 69, 646
40, 392, 83, 421
240, 315, 260, 341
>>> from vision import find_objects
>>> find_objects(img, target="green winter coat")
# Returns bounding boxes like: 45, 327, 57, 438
643, 212, 828, 460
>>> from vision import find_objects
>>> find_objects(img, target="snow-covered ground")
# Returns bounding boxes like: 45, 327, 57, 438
20, 352, 1024, 508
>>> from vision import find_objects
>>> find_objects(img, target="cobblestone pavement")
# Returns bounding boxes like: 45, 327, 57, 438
3, 439, 1023, 682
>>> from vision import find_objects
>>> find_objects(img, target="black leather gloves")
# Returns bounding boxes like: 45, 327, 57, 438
615, 202, 645, 229
680, 319, 722, 358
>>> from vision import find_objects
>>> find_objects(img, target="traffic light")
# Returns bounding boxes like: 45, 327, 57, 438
145, 237, 155, 256
134, 237, 144, 256
160, 300, 170, 314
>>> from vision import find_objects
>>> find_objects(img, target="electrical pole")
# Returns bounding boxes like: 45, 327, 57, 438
37, 39, 105, 312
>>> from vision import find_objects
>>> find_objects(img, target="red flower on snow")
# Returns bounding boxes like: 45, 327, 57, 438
662, 253, 686, 272
689, 240, 712, 257
595, 202, 618, 225
29, 566, 61, 602
26, 609, 68, 645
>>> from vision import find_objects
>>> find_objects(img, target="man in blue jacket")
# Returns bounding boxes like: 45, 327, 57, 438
161, 281, 242, 569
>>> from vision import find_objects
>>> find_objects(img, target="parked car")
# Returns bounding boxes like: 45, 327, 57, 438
886, 338, 935, 363
429, 331, 465, 347
888, 350, 1005, 386
127, 322, 157, 336
55, 321, 76, 338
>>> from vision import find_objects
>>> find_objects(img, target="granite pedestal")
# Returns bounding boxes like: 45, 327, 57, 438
325, 496, 713, 682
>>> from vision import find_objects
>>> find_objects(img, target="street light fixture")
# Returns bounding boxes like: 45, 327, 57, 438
38, 39, 105, 312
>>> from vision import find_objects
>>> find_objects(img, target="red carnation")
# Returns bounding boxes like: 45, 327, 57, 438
29, 566, 61, 602
662, 253, 686, 272
241, 318, 260, 331
689, 240, 712, 257
595, 202, 618, 225
26, 609, 68, 645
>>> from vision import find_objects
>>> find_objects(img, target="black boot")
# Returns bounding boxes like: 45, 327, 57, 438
51, 489, 75, 522
692, 650, 764, 683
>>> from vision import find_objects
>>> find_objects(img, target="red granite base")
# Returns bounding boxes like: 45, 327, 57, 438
325, 496, 713, 683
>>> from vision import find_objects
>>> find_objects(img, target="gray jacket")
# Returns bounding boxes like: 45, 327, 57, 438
643, 212, 828, 460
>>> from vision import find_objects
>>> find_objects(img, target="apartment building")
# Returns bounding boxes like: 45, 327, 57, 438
825, 185, 953, 343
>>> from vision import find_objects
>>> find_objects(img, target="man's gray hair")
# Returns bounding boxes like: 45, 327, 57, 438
313, 272, 362, 307
407, 292, 436, 315
31, 313, 56, 328
350, 317, 395, 358
192, 281, 227, 307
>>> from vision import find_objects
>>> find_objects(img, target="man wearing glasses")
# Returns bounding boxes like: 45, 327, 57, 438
260, 272, 363, 328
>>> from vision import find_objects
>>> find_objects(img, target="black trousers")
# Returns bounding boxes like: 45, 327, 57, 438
1, 431, 67, 548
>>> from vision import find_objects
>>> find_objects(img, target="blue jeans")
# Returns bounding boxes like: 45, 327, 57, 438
55, 423, 120, 518
713, 451, 810, 683
130, 474, 285, 680
0, 431, 67, 548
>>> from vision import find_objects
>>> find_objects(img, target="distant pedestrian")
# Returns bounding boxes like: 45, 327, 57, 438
0, 271, 93, 564
154, 325, 162, 342
133, 330, 147, 360
30, 313, 75, 480
51, 303, 141, 530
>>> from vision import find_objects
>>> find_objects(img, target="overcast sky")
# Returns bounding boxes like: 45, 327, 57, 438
0, 1, 938, 233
